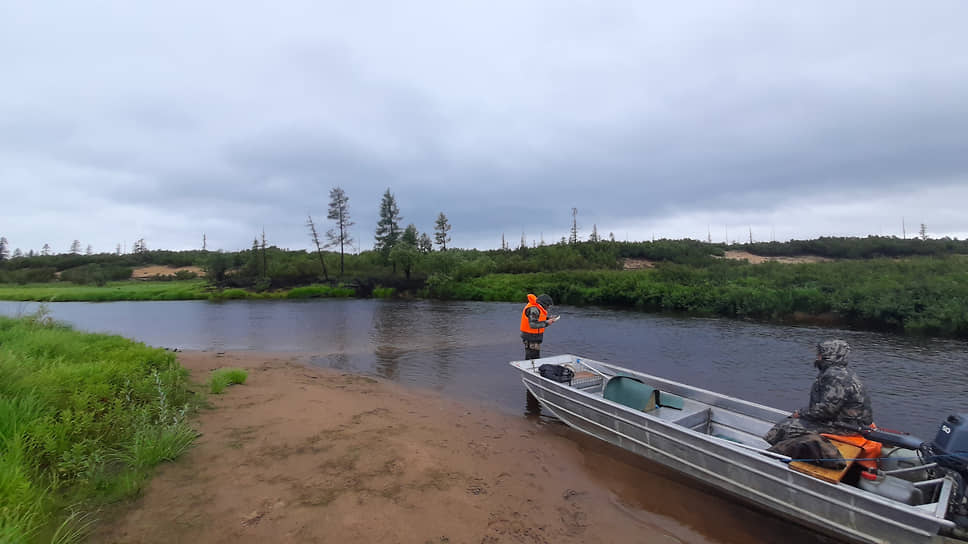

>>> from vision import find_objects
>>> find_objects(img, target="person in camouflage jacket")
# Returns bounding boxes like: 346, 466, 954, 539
765, 339, 874, 445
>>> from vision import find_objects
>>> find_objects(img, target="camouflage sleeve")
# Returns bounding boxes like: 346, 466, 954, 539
527, 307, 550, 329
799, 373, 846, 422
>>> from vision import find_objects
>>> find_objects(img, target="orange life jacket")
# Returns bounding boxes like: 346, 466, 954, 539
822, 432, 883, 471
520, 293, 548, 335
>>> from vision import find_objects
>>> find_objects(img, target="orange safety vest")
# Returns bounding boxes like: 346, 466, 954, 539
520, 293, 548, 335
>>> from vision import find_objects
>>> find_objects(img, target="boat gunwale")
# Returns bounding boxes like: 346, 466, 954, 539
512, 354, 956, 537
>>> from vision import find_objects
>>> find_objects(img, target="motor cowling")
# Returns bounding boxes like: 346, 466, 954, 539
925, 414, 968, 532
932, 414, 968, 474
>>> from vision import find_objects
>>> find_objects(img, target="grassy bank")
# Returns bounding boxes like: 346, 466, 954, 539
0, 281, 355, 302
431, 256, 968, 337
0, 313, 198, 542
0, 280, 211, 302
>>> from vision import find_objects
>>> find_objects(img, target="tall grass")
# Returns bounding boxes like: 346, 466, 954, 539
0, 312, 198, 542
209, 368, 248, 394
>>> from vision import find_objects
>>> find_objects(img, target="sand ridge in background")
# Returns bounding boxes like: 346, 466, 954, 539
95, 352, 830, 544
623, 252, 828, 270
131, 266, 205, 279
720, 251, 831, 264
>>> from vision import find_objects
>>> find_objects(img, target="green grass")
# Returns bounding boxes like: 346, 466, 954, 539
0, 280, 211, 302
371, 286, 396, 298
209, 368, 248, 394
0, 280, 358, 302
0, 312, 199, 542
285, 285, 356, 299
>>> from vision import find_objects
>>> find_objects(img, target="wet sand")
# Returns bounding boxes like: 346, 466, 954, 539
96, 352, 836, 544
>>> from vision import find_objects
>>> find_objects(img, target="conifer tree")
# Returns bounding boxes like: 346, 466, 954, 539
374, 188, 402, 264
434, 212, 451, 250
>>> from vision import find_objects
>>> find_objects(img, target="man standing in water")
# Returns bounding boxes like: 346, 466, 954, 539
765, 339, 874, 445
520, 293, 559, 360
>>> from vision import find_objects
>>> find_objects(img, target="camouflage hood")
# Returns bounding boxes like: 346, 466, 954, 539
816, 339, 850, 371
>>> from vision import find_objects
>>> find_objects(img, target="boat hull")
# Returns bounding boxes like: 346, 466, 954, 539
515, 355, 954, 544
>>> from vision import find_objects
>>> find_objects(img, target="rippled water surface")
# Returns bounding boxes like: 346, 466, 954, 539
3, 299, 965, 439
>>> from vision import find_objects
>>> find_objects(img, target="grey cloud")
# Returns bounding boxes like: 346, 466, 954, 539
2, 1, 967, 252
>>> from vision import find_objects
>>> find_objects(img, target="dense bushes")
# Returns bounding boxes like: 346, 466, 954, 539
59, 264, 133, 285
0, 267, 57, 284
0, 314, 197, 542
743, 236, 968, 259
428, 256, 968, 337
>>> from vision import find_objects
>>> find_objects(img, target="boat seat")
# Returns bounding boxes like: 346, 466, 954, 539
604, 376, 658, 411
603, 376, 684, 413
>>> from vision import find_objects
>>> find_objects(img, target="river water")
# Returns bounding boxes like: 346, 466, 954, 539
3, 299, 964, 438
2, 299, 966, 542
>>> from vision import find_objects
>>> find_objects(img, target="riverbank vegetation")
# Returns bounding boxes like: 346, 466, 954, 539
209, 368, 248, 394
427, 256, 968, 337
0, 313, 198, 542
1, 236, 966, 338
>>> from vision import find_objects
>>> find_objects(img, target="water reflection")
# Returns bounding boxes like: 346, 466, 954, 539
2, 299, 965, 439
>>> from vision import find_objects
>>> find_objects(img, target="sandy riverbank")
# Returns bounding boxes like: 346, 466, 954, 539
95, 352, 831, 544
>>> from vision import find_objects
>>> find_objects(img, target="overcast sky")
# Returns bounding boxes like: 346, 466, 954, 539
2, 1, 967, 254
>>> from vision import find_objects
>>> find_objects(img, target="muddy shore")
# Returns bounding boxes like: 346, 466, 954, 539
95, 352, 832, 544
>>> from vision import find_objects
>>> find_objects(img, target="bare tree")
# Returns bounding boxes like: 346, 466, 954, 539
569, 208, 580, 244
326, 187, 354, 276
261, 228, 268, 279
306, 215, 329, 280
203, 233, 207, 251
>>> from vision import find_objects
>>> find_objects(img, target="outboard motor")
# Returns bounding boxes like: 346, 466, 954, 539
922, 414, 968, 529
865, 414, 968, 533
